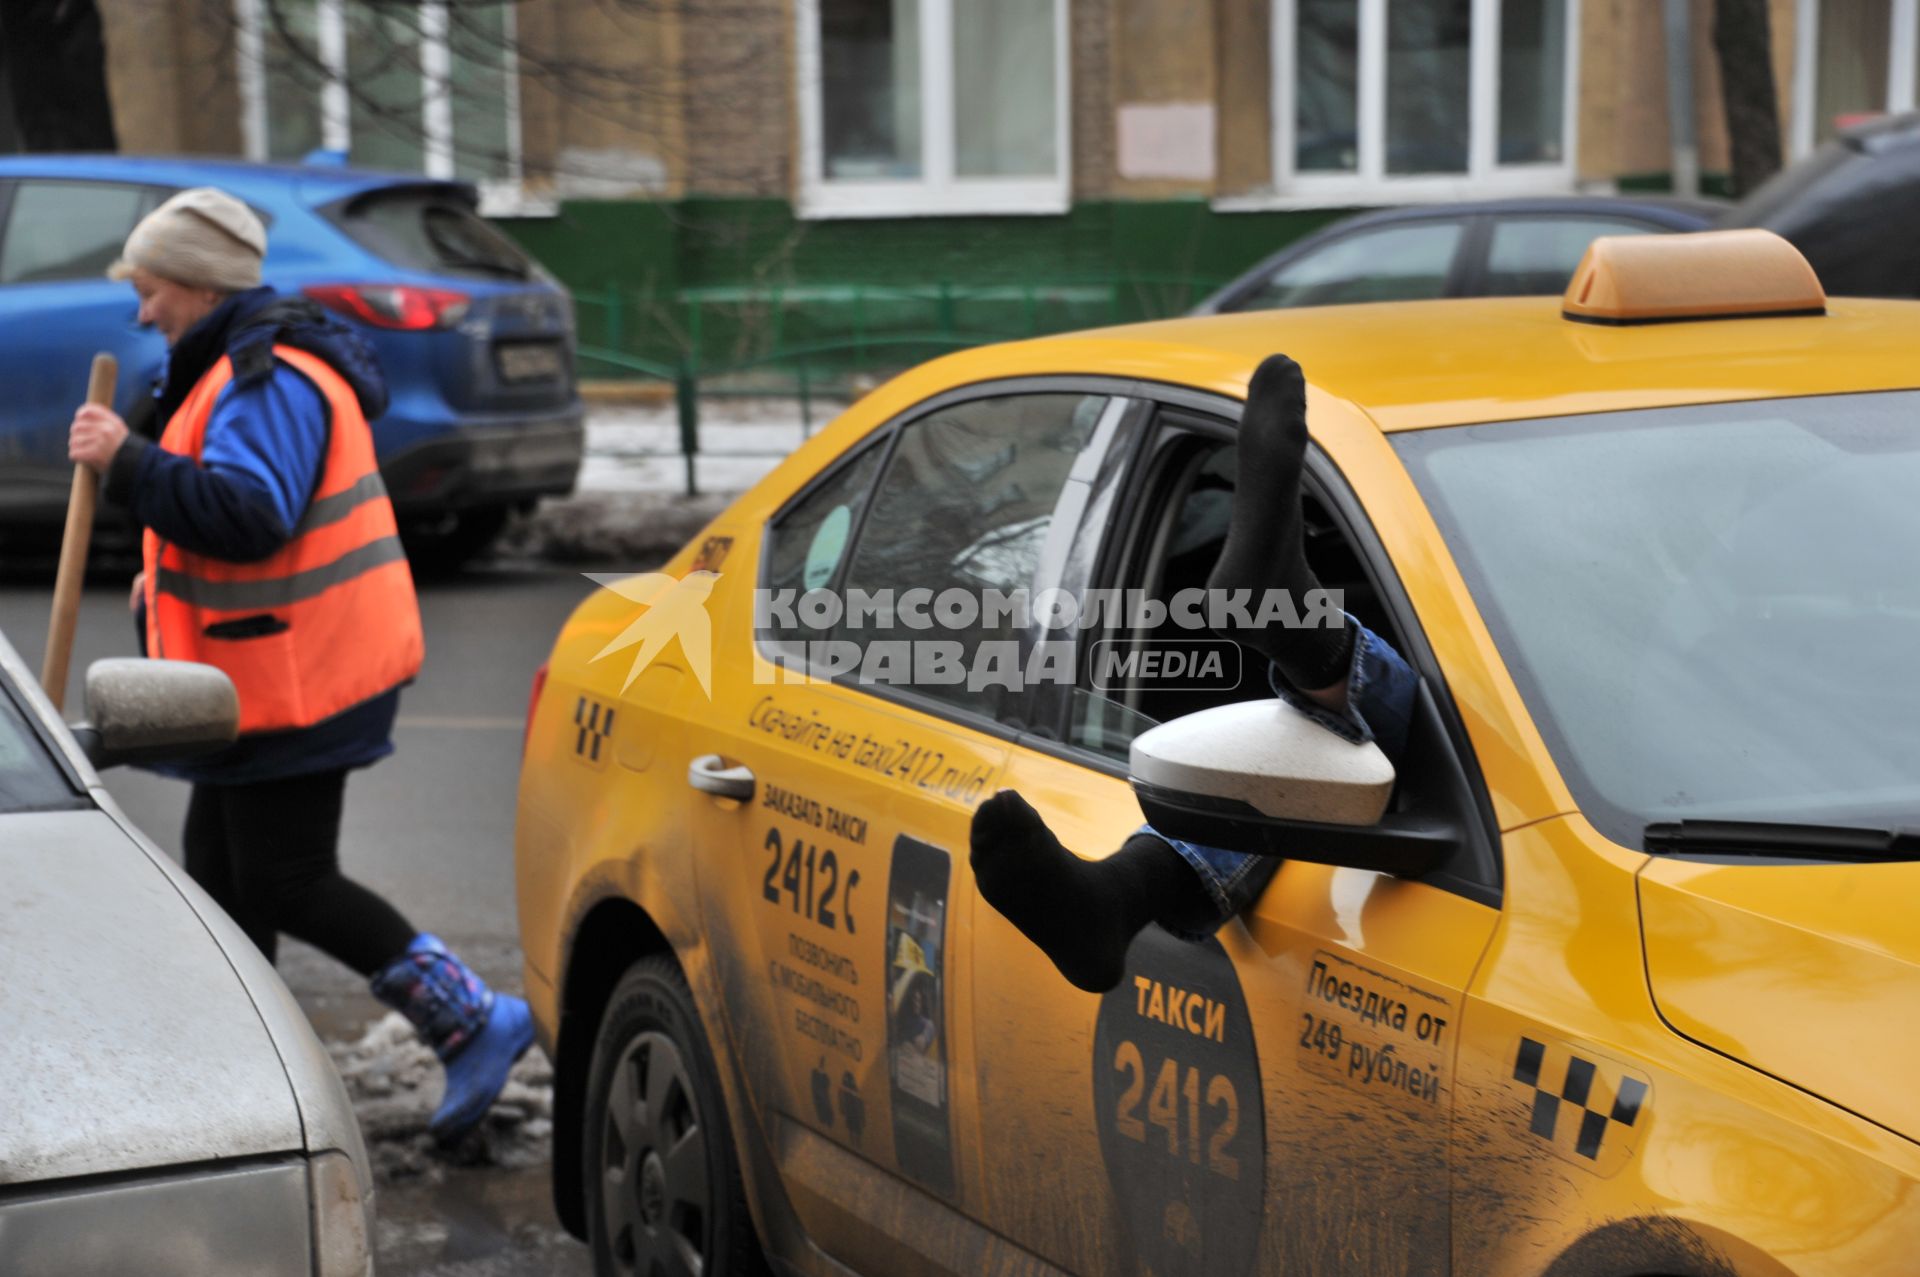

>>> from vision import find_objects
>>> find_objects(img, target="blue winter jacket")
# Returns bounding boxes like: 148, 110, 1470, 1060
104, 287, 406, 785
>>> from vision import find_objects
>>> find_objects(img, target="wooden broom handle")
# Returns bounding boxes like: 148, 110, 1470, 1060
41, 352, 120, 713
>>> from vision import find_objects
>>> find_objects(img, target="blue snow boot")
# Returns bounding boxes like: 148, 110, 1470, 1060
370, 933, 537, 1145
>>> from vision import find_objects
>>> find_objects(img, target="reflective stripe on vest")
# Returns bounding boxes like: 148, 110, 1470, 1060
154, 535, 409, 611
141, 345, 424, 735
294, 470, 392, 535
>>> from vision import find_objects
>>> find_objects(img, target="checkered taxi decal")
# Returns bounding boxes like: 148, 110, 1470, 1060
573, 696, 614, 769
1511, 1036, 1650, 1175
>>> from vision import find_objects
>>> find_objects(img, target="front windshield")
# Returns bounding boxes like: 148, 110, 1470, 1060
1, 677, 81, 813
1393, 392, 1920, 848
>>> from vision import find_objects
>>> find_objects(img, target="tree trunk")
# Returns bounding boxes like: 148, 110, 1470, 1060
0, 0, 118, 152
1712, 0, 1782, 196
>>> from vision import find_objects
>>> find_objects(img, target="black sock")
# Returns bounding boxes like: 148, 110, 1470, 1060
970, 790, 1213, 993
1207, 353, 1354, 691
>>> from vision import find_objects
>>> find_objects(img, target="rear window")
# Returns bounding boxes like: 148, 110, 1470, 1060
330, 189, 533, 280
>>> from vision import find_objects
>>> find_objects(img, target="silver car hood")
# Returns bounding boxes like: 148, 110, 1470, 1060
0, 809, 305, 1184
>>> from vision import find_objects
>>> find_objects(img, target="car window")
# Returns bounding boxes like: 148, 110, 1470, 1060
1484, 216, 1655, 294
1236, 221, 1464, 310
760, 438, 889, 653
330, 189, 535, 280
1065, 430, 1403, 765
832, 392, 1108, 727
0, 680, 81, 812
0, 181, 157, 285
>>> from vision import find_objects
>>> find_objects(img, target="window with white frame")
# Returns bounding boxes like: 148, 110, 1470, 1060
1791, 0, 1920, 158
1270, 0, 1579, 203
235, 0, 522, 197
796, 0, 1071, 218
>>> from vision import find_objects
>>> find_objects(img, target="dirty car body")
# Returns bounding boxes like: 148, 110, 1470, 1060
517, 251, 1920, 1275
0, 631, 373, 1276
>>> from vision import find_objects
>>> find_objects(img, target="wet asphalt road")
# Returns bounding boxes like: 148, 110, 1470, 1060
1, 552, 612, 1275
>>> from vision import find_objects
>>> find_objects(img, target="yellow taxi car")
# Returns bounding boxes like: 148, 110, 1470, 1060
515, 231, 1920, 1276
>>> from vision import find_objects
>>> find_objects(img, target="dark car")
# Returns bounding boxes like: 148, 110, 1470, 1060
1722, 112, 1920, 299
0, 155, 584, 565
1191, 196, 1724, 314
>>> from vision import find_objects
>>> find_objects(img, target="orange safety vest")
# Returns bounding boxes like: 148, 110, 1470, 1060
142, 344, 424, 735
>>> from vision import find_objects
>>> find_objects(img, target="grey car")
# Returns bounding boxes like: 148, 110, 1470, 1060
0, 632, 373, 1276
1190, 195, 1725, 314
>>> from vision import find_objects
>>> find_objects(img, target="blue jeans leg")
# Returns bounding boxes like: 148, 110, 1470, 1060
1152, 619, 1419, 938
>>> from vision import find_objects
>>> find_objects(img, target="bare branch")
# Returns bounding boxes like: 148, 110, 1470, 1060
199, 0, 793, 189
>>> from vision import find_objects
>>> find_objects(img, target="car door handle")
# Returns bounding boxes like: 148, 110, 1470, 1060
688, 754, 755, 801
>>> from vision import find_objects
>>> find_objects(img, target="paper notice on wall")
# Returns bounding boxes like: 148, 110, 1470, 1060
1117, 103, 1218, 181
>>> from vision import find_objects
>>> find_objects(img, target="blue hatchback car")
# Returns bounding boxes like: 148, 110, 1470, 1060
0, 155, 583, 563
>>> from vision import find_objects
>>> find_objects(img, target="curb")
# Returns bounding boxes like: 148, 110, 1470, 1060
580, 379, 675, 406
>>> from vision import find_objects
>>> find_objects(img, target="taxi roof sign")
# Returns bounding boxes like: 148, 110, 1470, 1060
1562, 228, 1826, 325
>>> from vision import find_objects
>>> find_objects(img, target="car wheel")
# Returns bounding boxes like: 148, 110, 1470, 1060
583, 956, 768, 1277
401, 506, 509, 574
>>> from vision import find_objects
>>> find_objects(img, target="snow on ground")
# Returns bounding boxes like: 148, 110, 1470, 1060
500, 395, 850, 560
327, 1012, 555, 1185
577, 396, 848, 497
577, 452, 787, 496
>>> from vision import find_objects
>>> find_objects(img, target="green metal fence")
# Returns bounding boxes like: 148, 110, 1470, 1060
575, 332, 1017, 496
574, 274, 1224, 373
571, 273, 1226, 495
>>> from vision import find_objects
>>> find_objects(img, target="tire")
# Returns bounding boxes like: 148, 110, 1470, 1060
583, 957, 769, 1277
400, 506, 509, 574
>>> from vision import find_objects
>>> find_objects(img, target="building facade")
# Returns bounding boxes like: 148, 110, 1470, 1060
90, 0, 1915, 368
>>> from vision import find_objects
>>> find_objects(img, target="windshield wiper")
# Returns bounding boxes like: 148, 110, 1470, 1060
1643, 819, 1920, 862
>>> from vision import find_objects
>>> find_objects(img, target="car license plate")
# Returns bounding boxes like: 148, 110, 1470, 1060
495, 342, 565, 383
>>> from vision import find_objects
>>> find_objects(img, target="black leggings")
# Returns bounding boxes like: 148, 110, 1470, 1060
183, 768, 417, 976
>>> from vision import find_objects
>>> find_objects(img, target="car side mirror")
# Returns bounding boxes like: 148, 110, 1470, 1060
71, 658, 239, 770
1128, 698, 1453, 878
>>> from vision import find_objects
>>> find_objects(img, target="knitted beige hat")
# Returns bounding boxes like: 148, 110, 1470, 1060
109, 187, 266, 291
